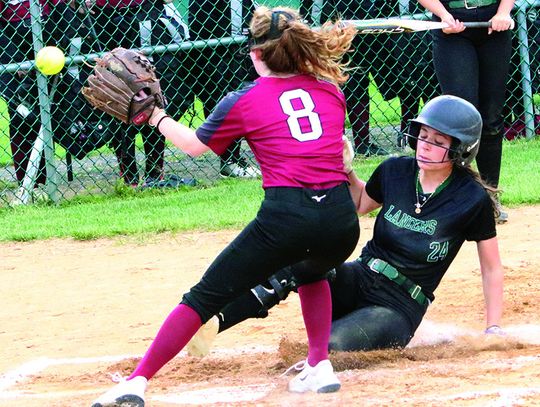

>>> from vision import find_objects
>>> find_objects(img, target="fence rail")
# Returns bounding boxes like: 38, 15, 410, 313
0, 0, 538, 206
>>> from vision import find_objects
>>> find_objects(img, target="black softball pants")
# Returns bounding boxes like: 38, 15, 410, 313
432, 4, 512, 187
182, 183, 360, 323
328, 259, 427, 351
212, 256, 427, 351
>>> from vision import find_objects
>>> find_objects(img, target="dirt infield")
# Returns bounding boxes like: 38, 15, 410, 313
1, 205, 540, 406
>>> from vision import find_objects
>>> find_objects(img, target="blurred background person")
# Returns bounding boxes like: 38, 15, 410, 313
419, 0, 515, 223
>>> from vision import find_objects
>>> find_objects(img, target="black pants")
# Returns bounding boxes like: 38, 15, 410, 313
432, 4, 512, 188
328, 259, 427, 351
215, 255, 427, 352
182, 183, 360, 323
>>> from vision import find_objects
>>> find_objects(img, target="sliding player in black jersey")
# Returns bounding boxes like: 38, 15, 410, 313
187, 95, 504, 356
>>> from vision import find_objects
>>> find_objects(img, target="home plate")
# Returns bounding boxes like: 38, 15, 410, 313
153, 383, 276, 404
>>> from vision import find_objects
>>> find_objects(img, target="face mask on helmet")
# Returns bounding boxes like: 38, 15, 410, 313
406, 95, 482, 166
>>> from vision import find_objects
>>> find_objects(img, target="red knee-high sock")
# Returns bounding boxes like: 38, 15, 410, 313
128, 304, 201, 380
298, 280, 331, 367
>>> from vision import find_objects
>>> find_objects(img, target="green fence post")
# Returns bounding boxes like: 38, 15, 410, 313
515, 0, 536, 139
21, 0, 60, 203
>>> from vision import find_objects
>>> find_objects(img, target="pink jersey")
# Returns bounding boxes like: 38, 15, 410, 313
196, 75, 349, 189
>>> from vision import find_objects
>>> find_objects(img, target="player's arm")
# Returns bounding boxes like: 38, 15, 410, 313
417, 0, 465, 33
150, 108, 211, 157
490, 0, 515, 33
477, 236, 504, 331
342, 139, 381, 214
348, 171, 381, 215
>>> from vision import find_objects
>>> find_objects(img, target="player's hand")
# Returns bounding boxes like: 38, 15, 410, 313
342, 135, 355, 174
71, 0, 96, 14
148, 107, 167, 128
441, 15, 465, 34
138, 88, 165, 126
484, 325, 506, 336
489, 14, 514, 34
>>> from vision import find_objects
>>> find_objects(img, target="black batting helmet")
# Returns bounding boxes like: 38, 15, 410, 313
407, 95, 482, 166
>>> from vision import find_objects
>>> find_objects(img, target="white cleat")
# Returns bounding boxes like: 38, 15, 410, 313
287, 359, 341, 394
91, 375, 147, 407
219, 161, 261, 178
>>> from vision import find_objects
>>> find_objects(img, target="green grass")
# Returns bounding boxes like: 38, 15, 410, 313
498, 137, 540, 203
1, 137, 539, 242
0, 99, 10, 165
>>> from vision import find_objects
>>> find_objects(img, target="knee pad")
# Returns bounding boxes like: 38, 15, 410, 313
251, 271, 297, 310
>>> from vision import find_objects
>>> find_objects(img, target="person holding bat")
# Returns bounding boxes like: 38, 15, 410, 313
418, 0, 515, 223
301, 0, 398, 156
87, 7, 359, 405
184, 0, 262, 179
186, 95, 505, 357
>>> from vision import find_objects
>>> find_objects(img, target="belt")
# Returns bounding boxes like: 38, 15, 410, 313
364, 257, 430, 306
264, 183, 350, 205
447, 0, 498, 9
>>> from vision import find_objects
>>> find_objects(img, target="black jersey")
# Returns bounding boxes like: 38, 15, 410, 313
361, 156, 496, 298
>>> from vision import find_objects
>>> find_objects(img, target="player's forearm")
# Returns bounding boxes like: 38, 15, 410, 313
347, 171, 364, 211
150, 109, 210, 157
477, 238, 504, 328
347, 171, 380, 215
418, 0, 454, 22
496, 0, 515, 16
482, 266, 504, 328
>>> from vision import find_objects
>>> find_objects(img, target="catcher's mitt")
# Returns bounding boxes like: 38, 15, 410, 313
82, 47, 166, 125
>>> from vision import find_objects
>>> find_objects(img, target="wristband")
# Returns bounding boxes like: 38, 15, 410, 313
149, 109, 167, 127
156, 114, 171, 132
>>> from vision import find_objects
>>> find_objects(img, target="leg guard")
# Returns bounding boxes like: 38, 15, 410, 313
251, 268, 297, 311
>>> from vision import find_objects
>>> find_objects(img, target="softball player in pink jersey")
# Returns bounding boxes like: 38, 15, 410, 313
91, 6, 359, 406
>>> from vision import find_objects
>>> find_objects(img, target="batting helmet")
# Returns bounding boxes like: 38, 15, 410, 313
407, 95, 482, 166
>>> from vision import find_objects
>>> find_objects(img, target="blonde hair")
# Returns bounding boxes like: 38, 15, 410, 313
248, 6, 357, 84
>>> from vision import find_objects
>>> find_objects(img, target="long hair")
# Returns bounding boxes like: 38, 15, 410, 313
248, 6, 357, 84
455, 164, 501, 217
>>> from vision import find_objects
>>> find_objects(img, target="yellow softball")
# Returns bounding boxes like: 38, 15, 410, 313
35, 46, 65, 76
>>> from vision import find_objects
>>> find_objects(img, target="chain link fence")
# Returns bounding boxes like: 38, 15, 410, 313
1, 0, 539, 206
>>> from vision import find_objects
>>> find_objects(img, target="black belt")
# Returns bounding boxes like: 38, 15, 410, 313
447, 0, 498, 9
362, 257, 430, 306
264, 183, 350, 206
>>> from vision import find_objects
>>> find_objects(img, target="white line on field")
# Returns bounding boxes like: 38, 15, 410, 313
153, 383, 278, 405
0, 354, 136, 394
0, 345, 276, 399
414, 386, 540, 405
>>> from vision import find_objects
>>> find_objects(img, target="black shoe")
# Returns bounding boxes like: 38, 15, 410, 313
396, 133, 408, 149
219, 158, 261, 178
495, 203, 508, 224
141, 174, 197, 189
